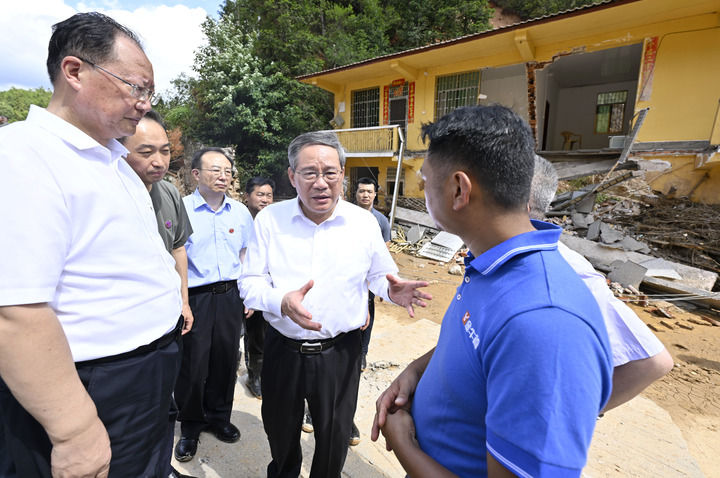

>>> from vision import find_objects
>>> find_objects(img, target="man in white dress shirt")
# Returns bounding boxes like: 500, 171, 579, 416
241, 131, 431, 478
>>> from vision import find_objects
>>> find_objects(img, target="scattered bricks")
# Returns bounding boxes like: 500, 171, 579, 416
656, 307, 674, 319
673, 343, 689, 350
699, 316, 720, 326
687, 318, 709, 326
675, 321, 694, 330
647, 323, 662, 332
659, 320, 675, 330
627, 285, 641, 295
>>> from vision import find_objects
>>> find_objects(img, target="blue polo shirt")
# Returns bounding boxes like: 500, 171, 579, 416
412, 221, 612, 477
183, 189, 254, 288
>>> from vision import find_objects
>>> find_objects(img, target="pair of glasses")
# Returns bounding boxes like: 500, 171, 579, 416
296, 170, 341, 183
77, 56, 155, 104
198, 168, 235, 177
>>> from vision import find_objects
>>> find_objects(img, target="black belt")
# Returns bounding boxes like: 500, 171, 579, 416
279, 331, 347, 355
76, 315, 183, 367
189, 279, 236, 296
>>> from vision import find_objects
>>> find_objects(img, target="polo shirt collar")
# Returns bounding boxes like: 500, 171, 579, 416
466, 220, 561, 276
27, 105, 128, 162
190, 188, 231, 212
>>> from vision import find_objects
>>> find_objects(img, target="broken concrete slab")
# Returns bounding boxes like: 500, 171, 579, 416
560, 234, 718, 292
394, 206, 437, 230
607, 260, 648, 289
599, 222, 625, 243
587, 220, 602, 241
640, 257, 683, 281
406, 224, 426, 244
575, 193, 597, 214
571, 212, 589, 229
619, 236, 652, 254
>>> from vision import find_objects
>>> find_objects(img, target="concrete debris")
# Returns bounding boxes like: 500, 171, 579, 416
406, 224, 426, 244
619, 236, 651, 254
571, 212, 589, 229
600, 222, 625, 244
448, 264, 463, 276
607, 260, 647, 289
576, 193, 597, 214
587, 220, 602, 241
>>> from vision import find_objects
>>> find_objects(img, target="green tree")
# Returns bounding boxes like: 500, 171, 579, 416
162, 17, 331, 178
385, 0, 494, 50
493, 0, 596, 19
0, 87, 52, 122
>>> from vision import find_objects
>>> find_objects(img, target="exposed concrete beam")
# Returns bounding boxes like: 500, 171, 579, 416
514, 30, 536, 62
389, 61, 418, 81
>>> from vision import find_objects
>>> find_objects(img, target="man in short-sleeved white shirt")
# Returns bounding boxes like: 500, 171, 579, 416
0, 12, 182, 478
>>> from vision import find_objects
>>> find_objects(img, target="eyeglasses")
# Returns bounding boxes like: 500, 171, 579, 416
197, 168, 235, 177
78, 56, 155, 104
296, 169, 341, 183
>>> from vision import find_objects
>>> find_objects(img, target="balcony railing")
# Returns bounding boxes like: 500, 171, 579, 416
318, 125, 399, 157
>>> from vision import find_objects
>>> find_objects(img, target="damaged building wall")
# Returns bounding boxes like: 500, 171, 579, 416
479, 64, 528, 122
550, 80, 638, 150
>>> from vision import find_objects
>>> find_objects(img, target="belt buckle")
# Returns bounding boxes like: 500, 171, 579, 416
300, 342, 322, 354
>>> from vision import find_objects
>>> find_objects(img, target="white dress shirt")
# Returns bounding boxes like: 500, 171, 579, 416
240, 198, 398, 340
0, 106, 182, 361
558, 242, 664, 366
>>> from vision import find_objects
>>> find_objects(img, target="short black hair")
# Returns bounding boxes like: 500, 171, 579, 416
356, 177, 378, 193
47, 12, 143, 84
245, 176, 276, 194
191, 147, 232, 171
421, 105, 535, 210
117, 109, 165, 145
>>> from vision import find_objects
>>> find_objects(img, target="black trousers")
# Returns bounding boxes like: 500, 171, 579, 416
244, 310, 267, 377
262, 327, 362, 478
0, 337, 181, 478
360, 291, 376, 356
175, 286, 244, 436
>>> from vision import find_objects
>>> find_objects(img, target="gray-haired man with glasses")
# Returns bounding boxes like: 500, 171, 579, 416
240, 131, 432, 478
174, 147, 254, 463
0, 12, 183, 478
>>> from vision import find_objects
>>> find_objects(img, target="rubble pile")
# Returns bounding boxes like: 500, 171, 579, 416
606, 197, 720, 276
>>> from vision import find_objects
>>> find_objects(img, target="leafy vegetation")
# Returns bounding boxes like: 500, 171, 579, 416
0, 87, 52, 123
493, 0, 597, 19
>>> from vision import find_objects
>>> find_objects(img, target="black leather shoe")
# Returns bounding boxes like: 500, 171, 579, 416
209, 422, 241, 443
174, 437, 198, 462
246, 373, 262, 399
169, 465, 198, 478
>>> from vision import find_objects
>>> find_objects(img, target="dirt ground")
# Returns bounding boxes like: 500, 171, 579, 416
173, 250, 720, 477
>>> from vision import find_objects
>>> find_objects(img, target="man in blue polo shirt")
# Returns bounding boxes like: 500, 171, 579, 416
372, 105, 613, 477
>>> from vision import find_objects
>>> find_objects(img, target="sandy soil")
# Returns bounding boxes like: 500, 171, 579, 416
173, 251, 720, 477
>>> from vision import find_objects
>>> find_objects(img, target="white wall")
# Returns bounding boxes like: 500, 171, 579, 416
534, 67, 561, 150
548, 80, 638, 150
480, 64, 529, 122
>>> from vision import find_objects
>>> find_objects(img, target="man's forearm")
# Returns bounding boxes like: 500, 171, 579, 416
0, 304, 100, 443
171, 246, 190, 306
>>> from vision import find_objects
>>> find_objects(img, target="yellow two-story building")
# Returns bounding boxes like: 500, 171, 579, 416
298, 0, 720, 208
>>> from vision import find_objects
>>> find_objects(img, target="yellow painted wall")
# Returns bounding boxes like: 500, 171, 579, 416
345, 156, 425, 203
635, 28, 720, 142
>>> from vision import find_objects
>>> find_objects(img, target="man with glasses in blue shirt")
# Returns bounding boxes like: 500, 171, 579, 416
174, 148, 254, 463
241, 131, 431, 478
